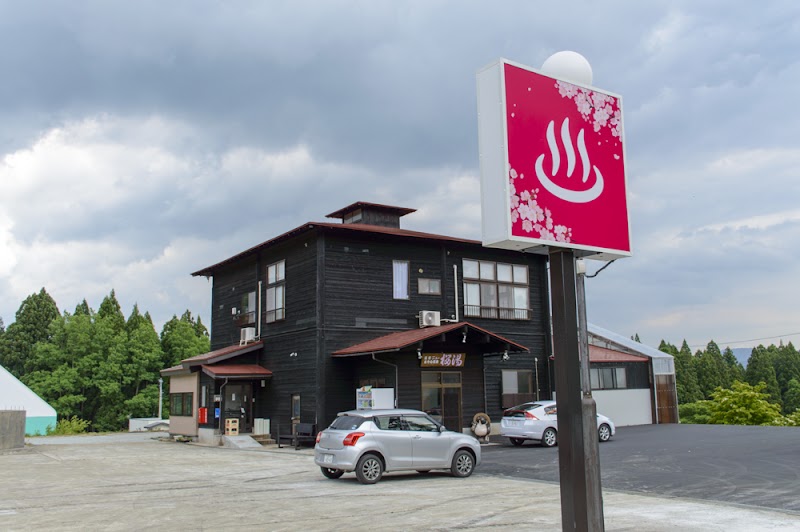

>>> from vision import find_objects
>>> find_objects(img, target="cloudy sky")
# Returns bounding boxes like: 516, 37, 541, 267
1, 1, 799, 351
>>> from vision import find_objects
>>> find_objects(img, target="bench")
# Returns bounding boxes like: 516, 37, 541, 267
277, 422, 316, 450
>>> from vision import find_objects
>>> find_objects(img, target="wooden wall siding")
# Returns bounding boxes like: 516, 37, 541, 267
359, 210, 401, 228
256, 328, 320, 436
207, 236, 318, 351
209, 258, 260, 350
655, 374, 679, 424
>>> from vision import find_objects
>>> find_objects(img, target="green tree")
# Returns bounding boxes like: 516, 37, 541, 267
124, 304, 163, 402
693, 341, 727, 399
161, 311, 210, 368
722, 347, 745, 384
745, 346, 782, 406
0, 316, 5, 334
670, 340, 703, 404
678, 400, 712, 424
0, 288, 61, 377
707, 381, 783, 426
771, 342, 800, 412
84, 291, 129, 431
22, 312, 89, 419
783, 378, 800, 415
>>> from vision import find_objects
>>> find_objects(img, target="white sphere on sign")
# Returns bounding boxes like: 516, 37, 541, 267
541, 51, 593, 86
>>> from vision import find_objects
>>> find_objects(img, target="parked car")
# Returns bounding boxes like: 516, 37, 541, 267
314, 408, 481, 484
499, 400, 615, 447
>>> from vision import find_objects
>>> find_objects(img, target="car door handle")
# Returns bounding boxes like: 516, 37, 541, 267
412, 435, 421, 439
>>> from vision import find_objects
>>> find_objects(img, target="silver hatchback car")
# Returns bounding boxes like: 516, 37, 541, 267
314, 408, 481, 484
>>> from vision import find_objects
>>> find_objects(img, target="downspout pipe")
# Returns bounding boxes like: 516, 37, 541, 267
372, 354, 399, 407
453, 264, 459, 322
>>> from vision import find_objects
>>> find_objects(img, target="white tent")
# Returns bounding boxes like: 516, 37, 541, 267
0, 364, 57, 435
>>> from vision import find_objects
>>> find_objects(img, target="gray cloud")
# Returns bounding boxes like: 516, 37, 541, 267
1, 1, 799, 349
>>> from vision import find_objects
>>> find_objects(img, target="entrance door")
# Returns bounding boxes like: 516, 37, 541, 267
421, 372, 463, 431
224, 383, 253, 433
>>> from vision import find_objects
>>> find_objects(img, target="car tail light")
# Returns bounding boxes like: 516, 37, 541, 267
316, 431, 323, 444
342, 432, 365, 446
524, 412, 539, 420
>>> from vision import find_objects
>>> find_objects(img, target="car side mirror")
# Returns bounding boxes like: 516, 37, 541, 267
439, 425, 447, 432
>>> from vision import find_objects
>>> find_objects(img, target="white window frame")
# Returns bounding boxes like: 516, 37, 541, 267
463, 259, 529, 319
266, 260, 286, 323
418, 278, 441, 295
393, 260, 409, 299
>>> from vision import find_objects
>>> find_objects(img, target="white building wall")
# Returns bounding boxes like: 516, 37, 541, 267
592, 389, 652, 427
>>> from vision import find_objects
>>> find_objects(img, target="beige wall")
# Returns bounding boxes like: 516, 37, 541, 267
169, 373, 199, 436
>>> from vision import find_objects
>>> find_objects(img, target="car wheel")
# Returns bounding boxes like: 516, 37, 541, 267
320, 467, 344, 479
598, 424, 612, 442
451, 449, 475, 478
541, 427, 557, 447
509, 437, 525, 447
355, 453, 384, 484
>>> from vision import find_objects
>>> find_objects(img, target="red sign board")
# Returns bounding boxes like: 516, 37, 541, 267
477, 59, 631, 259
198, 407, 208, 424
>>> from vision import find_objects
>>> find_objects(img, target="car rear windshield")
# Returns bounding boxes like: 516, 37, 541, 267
330, 415, 367, 430
504, 403, 542, 416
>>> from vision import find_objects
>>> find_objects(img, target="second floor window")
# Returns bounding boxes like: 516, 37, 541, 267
393, 260, 409, 299
266, 260, 285, 323
418, 278, 441, 295
463, 259, 529, 319
235, 291, 256, 326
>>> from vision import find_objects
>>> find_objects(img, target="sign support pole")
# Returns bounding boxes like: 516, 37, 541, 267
549, 248, 604, 532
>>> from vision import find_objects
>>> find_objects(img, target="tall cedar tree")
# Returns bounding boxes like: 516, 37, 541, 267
745, 346, 782, 406
692, 341, 728, 399
0, 288, 60, 377
770, 342, 800, 412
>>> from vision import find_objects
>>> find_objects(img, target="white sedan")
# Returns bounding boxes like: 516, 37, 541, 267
499, 400, 615, 447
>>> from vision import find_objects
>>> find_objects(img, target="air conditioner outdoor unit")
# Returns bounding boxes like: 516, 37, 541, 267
418, 310, 441, 328
240, 327, 256, 345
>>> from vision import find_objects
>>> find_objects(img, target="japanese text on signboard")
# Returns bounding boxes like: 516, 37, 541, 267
420, 353, 465, 368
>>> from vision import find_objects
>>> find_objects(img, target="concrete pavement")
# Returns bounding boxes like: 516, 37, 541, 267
2, 435, 798, 531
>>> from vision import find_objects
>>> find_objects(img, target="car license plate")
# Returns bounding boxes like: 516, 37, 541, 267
509, 420, 519, 427
323, 454, 334, 464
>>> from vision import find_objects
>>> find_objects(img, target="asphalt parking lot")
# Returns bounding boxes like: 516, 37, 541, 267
2, 430, 799, 531
481, 423, 800, 512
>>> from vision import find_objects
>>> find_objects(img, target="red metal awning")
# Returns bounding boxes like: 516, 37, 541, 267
332, 321, 528, 357
589, 345, 648, 363
201, 364, 273, 379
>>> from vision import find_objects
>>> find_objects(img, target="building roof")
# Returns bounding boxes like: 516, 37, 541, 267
589, 344, 648, 363
191, 221, 480, 277
0, 364, 56, 417
201, 364, 273, 378
588, 323, 673, 360
332, 321, 528, 357
325, 201, 416, 219
160, 341, 264, 376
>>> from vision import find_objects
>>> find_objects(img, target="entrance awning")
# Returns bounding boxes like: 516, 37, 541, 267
161, 341, 265, 376
201, 364, 273, 379
331, 321, 528, 357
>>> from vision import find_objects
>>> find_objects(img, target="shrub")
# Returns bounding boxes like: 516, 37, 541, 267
678, 400, 712, 424
48, 416, 91, 435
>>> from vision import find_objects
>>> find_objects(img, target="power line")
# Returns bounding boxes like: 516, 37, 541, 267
688, 331, 800, 349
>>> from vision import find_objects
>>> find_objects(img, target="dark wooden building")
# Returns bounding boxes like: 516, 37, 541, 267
162, 201, 555, 442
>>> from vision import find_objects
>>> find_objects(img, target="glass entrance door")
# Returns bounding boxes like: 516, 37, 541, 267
421, 372, 462, 431
224, 383, 253, 433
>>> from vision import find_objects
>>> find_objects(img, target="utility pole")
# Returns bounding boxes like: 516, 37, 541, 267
158, 378, 164, 419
